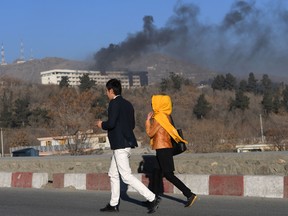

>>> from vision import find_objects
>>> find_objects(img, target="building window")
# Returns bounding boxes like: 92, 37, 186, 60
46, 141, 52, 146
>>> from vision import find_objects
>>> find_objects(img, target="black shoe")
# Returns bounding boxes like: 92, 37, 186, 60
142, 196, 161, 207
147, 196, 161, 214
100, 203, 119, 212
185, 194, 197, 207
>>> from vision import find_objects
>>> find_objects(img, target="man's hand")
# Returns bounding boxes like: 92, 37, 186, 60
96, 120, 103, 129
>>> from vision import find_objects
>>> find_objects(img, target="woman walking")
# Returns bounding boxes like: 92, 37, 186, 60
145, 94, 197, 207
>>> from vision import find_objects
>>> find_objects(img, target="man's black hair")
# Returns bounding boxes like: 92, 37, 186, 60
106, 79, 122, 95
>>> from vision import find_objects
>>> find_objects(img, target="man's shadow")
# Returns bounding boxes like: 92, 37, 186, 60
120, 155, 184, 206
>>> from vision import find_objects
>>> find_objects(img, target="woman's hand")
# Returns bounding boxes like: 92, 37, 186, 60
146, 112, 154, 120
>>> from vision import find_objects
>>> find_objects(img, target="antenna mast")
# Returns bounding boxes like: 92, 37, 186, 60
20, 40, 24, 61
1, 43, 7, 65
30, 48, 34, 60
17, 40, 25, 64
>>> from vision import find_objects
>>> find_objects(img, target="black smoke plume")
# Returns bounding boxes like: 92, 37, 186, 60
94, 0, 288, 76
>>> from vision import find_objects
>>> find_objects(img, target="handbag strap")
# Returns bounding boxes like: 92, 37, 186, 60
170, 115, 185, 140
170, 115, 175, 127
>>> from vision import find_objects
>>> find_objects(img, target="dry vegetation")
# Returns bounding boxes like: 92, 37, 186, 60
1, 76, 288, 154
125, 82, 288, 153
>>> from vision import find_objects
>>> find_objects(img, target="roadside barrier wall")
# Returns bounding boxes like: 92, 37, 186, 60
0, 151, 288, 198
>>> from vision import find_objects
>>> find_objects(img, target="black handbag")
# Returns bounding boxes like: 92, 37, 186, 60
170, 116, 187, 155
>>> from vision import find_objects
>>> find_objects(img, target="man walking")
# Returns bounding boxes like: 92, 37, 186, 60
96, 78, 160, 214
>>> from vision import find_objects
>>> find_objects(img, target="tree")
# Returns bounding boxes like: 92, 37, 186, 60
0, 89, 13, 128
159, 72, 184, 92
211, 74, 225, 91
193, 94, 212, 119
238, 80, 247, 92
282, 85, 288, 111
79, 74, 96, 92
261, 92, 273, 116
59, 76, 69, 88
229, 90, 250, 111
12, 98, 31, 127
260, 74, 272, 94
29, 107, 51, 127
160, 78, 169, 92
9, 129, 30, 147
0, 106, 13, 128
91, 88, 108, 119
247, 72, 258, 94
273, 94, 281, 114
224, 73, 237, 90
47, 88, 97, 154
169, 72, 183, 91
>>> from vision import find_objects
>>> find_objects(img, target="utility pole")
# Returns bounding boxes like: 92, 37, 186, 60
260, 114, 264, 143
1, 128, 3, 157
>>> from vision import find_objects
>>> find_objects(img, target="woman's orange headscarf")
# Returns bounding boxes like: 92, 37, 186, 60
151, 95, 188, 144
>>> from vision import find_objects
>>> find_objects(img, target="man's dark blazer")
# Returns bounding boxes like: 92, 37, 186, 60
102, 95, 138, 150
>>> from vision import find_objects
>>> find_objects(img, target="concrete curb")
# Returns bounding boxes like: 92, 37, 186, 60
0, 172, 287, 198
0, 172, 48, 189
50, 173, 288, 198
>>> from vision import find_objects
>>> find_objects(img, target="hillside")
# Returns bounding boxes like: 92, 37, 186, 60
0, 53, 216, 84
0, 57, 92, 84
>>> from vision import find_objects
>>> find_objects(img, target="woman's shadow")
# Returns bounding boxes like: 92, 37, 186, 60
120, 155, 184, 206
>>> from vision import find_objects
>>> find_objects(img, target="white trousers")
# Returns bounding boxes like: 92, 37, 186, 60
108, 147, 155, 206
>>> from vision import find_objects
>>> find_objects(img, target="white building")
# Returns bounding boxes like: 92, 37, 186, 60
40, 69, 148, 88
9, 132, 111, 156
37, 132, 110, 149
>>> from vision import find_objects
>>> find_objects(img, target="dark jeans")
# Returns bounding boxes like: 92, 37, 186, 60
155, 148, 193, 198
163, 171, 192, 198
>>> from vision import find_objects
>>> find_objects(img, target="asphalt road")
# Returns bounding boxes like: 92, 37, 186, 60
0, 188, 287, 216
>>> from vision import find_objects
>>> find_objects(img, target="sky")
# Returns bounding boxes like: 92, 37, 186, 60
1, 0, 288, 76
0, 0, 240, 63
